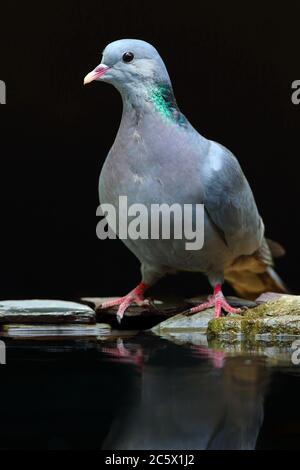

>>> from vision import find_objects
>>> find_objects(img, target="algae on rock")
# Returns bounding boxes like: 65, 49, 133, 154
208, 295, 300, 339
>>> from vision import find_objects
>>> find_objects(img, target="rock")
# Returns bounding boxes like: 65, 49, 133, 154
82, 296, 190, 329
151, 296, 256, 334
82, 297, 189, 316
153, 293, 300, 339
248, 294, 300, 317
208, 315, 300, 339
255, 292, 285, 304
154, 330, 209, 346
0, 300, 96, 324
82, 297, 164, 317
151, 308, 215, 333
186, 296, 257, 309
208, 294, 300, 339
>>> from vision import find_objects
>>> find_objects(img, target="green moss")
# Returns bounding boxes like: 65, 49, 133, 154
208, 314, 300, 340
207, 317, 243, 337
247, 296, 300, 318
207, 296, 300, 340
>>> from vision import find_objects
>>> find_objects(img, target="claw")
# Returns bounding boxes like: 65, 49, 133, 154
99, 282, 148, 322
188, 284, 242, 318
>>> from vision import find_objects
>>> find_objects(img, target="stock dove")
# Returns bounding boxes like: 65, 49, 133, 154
84, 39, 286, 321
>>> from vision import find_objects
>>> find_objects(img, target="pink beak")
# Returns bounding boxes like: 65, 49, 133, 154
83, 64, 111, 85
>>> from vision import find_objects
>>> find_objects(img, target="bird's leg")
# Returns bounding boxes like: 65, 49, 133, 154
188, 284, 242, 318
100, 281, 149, 322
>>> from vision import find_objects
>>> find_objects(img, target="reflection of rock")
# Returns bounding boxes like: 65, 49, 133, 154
208, 295, 300, 339
1, 323, 111, 340
154, 330, 296, 368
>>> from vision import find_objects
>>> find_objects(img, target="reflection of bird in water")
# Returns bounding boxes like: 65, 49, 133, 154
102, 337, 269, 450
101, 338, 144, 369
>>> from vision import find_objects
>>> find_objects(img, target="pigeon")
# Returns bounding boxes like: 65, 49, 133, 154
84, 39, 286, 321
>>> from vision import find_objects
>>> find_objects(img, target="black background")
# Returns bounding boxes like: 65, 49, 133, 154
0, 0, 299, 301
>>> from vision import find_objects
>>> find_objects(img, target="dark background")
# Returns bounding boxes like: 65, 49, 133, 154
0, 0, 299, 301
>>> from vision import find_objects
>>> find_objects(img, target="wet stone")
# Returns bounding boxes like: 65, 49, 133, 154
151, 297, 254, 333
0, 300, 96, 324
186, 296, 257, 309
152, 293, 300, 340
82, 297, 189, 316
208, 294, 300, 339
152, 308, 215, 334
82, 297, 190, 329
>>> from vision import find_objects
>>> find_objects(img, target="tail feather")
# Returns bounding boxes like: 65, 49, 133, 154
224, 238, 288, 300
266, 238, 286, 258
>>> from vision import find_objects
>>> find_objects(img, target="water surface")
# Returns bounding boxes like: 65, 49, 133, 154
0, 332, 299, 450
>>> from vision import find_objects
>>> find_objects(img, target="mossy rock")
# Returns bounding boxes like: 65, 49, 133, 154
208, 295, 300, 339
247, 295, 300, 318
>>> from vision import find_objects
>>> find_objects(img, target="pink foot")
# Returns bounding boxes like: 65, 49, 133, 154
100, 282, 149, 323
188, 284, 242, 318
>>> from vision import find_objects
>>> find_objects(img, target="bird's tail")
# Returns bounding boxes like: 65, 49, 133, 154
224, 238, 288, 300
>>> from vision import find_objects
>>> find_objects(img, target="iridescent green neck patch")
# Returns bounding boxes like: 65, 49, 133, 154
148, 83, 187, 127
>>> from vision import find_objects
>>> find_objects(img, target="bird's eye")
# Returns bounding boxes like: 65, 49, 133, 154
122, 52, 134, 63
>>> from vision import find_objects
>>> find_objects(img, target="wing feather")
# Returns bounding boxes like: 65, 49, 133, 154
202, 141, 264, 255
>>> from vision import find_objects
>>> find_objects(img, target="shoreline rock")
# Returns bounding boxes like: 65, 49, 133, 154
0, 300, 96, 324
208, 294, 300, 339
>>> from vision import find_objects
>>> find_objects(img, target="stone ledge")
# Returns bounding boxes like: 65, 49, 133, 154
208, 294, 300, 339
0, 300, 96, 324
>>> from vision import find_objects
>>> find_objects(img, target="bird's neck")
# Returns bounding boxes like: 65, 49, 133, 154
121, 81, 187, 127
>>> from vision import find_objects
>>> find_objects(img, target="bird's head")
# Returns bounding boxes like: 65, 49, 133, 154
83, 39, 171, 94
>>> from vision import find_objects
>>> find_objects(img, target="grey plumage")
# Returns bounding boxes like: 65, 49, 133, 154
85, 39, 286, 309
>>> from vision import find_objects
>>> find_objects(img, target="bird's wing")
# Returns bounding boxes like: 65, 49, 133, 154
201, 140, 264, 254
